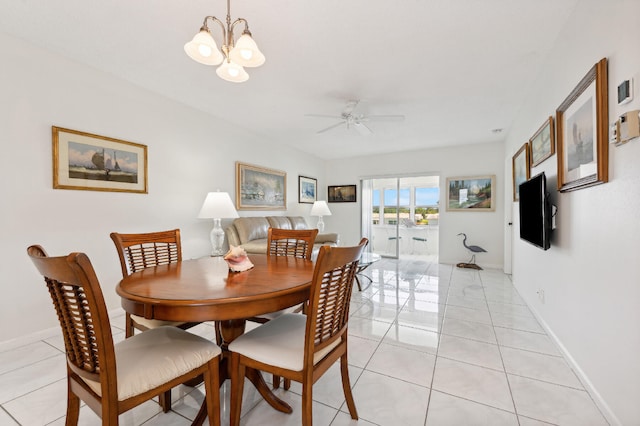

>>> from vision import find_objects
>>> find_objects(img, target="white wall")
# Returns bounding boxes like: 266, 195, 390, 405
324, 142, 505, 268
505, 1, 640, 424
0, 33, 326, 343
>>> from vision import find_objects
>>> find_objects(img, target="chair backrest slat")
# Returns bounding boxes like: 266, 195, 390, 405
267, 228, 318, 260
306, 239, 367, 354
27, 245, 114, 384
110, 229, 182, 277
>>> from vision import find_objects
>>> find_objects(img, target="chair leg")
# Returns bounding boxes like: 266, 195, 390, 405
273, 374, 281, 389
159, 389, 171, 413
125, 314, 135, 338
203, 358, 221, 426
301, 379, 313, 426
230, 353, 245, 426
65, 380, 80, 426
340, 354, 358, 420
284, 378, 291, 390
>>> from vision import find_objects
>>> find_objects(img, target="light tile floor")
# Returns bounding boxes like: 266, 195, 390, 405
0, 258, 609, 425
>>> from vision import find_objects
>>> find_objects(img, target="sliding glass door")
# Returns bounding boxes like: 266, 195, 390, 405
362, 175, 439, 259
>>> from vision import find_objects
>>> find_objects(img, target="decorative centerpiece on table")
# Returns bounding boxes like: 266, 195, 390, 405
223, 245, 254, 272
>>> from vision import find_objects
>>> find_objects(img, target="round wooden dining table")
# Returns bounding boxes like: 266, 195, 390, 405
116, 254, 315, 422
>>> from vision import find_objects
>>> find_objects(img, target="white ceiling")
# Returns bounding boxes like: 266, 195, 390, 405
0, 0, 579, 160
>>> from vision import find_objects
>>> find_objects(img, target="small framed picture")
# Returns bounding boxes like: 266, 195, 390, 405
512, 142, 530, 201
298, 176, 317, 204
530, 117, 555, 167
328, 185, 357, 202
52, 126, 148, 194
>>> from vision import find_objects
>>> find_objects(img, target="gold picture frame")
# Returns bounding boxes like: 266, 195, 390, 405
530, 116, 555, 167
236, 162, 286, 210
52, 126, 148, 193
446, 175, 496, 211
512, 142, 530, 201
556, 58, 608, 192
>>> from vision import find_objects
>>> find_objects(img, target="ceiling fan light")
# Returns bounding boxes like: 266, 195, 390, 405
184, 30, 224, 65
216, 60, 249, 83
229, 33, 265, 67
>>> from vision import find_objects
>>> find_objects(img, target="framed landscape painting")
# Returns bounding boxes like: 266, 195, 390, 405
52, 126, 148, 193
236, 162, 286, 210
446, 175, 495, 211
328, 185, 357, 202
298, 176, 317, 204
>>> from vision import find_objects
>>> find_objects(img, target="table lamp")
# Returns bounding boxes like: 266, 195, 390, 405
310, 200, 331, 232
198, 191, 239, 256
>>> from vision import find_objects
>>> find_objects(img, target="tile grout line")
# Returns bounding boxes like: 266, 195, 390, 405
479, 269, 523, 426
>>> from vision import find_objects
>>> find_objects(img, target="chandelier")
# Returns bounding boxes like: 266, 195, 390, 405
184, 0, 265, 83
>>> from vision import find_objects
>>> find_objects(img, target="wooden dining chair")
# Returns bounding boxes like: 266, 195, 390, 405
110, 229, 201, 337
250, 227, 319, 389
229, 239, 367, 426
110, 229, 203, 412
27, 245, 222, 426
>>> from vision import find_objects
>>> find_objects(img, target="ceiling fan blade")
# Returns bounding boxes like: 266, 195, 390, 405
305, 113, 343, 119
354, 122, 373, 135
363, 114, 405, 122
316, 121, 345, 134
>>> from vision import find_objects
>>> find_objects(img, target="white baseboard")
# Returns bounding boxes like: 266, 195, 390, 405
526, 303, 620, 426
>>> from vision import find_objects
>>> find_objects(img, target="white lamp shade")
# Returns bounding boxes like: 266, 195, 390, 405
310, 200, 332, 216
184, 30, 224, 65
228, 33, 265, 68
197, 192, 239, 219
216, 60, 249, 83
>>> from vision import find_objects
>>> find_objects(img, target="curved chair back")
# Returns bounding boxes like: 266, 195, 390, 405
267, 227, 319, 260
306, 239, 367, 357
110, 229, 182, 277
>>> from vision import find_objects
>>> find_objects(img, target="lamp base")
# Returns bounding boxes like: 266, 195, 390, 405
316, 216, 325, 233
210, 218, 225, 256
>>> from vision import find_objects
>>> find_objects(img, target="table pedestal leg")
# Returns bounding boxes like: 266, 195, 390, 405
193, 319, 293, 425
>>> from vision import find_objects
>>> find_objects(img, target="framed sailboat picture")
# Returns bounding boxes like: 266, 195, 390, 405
52, 126, 148, 193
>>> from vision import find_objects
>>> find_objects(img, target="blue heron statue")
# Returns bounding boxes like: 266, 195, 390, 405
457, 233, 487, 269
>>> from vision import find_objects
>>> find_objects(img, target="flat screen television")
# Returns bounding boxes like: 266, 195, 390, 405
519, 172, 551, 250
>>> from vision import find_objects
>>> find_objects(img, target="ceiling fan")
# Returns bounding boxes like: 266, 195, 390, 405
305, 100, 405, 135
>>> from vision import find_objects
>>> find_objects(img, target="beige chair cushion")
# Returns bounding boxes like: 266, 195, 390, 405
228, 313, 340, 371
83, 326, 221, 400
130, 314, 187, 330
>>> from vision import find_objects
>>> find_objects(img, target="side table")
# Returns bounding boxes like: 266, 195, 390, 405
354, 252, 381, 291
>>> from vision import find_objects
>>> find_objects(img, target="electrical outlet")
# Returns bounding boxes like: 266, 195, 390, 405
537, 289, 545, 304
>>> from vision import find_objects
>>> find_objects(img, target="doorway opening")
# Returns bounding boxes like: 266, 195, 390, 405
361, 176, 439, 260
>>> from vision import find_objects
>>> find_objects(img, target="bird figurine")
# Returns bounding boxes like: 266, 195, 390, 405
457, 233, 487, 270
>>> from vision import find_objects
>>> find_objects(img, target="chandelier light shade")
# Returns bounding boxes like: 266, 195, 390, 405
184, 0, 265, 83
184, 30, 224, 65
198, 191, 240, 256
216, 59, 249, 82
310, 200, 332, 233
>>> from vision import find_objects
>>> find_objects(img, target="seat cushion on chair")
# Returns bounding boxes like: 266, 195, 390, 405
130, 314, 187, 330
82, 326, 221, 400
228, 313, 340, 371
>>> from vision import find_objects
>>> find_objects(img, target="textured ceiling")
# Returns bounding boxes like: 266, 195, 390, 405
0, 0, 579, 159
